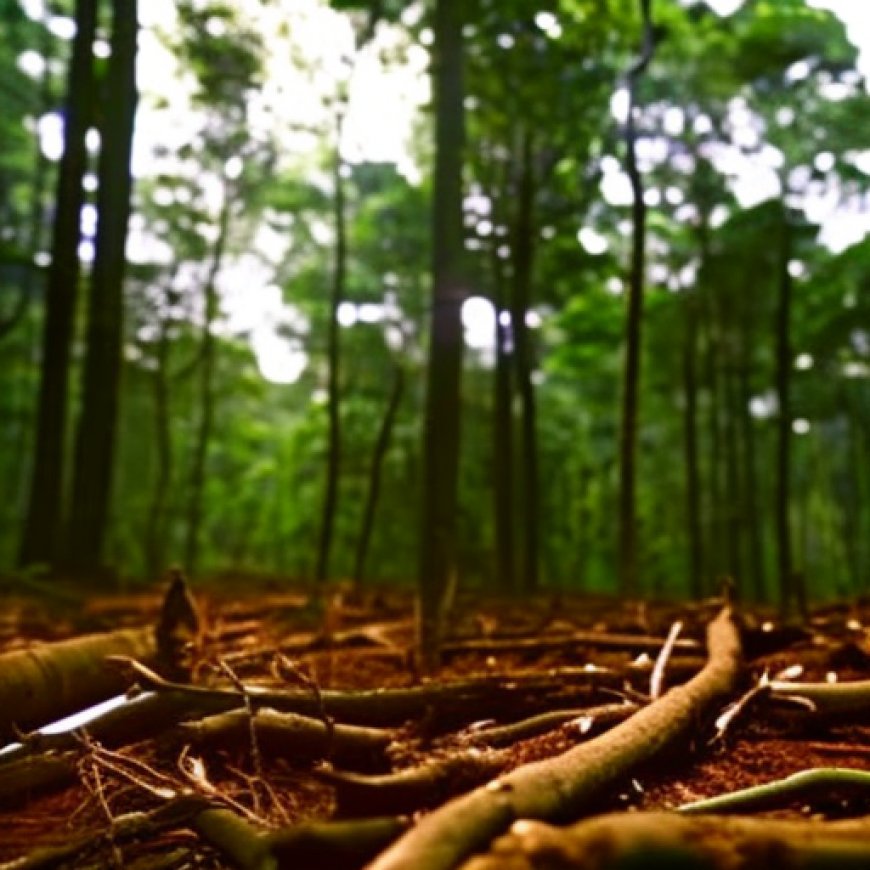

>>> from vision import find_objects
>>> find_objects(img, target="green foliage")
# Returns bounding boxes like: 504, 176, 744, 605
0, 0, 866, 600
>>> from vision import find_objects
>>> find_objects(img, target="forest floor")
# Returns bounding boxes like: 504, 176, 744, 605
0, 577, 869, 868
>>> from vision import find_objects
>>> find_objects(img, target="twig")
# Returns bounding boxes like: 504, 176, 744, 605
649, 621, 682, 700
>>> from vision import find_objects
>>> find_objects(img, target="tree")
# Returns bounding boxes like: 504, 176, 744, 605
19, 0, 97, 569
617, 0, 655, 596
66, 0, 139, 577
418, 0, 465, 667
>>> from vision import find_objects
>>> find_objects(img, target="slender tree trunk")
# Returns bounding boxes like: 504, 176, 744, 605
418, 0, 465, 669
491, 244, 515, 594
353, 364, 404, 587
315, 127, 347, 584
18, 0, 97, 568
722, 351, 743, 582
184, 194, 230, 578
66, 0, 138, 578
145, 315, 172, 579
842, 394, 866, 592
510, 130, 540, 594
682, 290, 703, 598
617, 0, 654, 596
774, 206, 795, 615
739, 338, 766, 602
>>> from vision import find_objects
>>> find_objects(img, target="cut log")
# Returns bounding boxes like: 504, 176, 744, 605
0, 626, 156, 740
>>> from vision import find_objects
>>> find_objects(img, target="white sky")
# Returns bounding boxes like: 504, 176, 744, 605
19, 0, 870, 383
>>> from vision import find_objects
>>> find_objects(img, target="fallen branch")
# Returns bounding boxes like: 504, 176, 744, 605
458, 812, 870, 870
768, 678, 870, 716
111, 656, 617, 729
191, 807, 408, 870
678, 767, 870, 815
458, 702, 639, 749
368, 606, 742, 870
442, 629, 700, 659
0, 795, 211, 870
321, 750, 507, 818
173, 707, 395, 771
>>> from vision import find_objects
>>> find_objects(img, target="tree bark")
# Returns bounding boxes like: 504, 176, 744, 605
682, 289, 703, 598
66, 0, 139, 577
739, 341, 766, 602
18, 0, 97, 568
316, 127, 347, 584
492, 250, 516, 593
145, 305, 173, 579
774, 206, 795, 615
617, 0, 654, 597
353, 363, 404, 587
461, 811, 870, 870
509, 130, 539, 594
417, 0, 465, 669
184, 191, 231, 577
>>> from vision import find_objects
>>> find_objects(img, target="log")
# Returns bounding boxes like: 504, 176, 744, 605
0, 626, 156, 740
460, 812, 870, 869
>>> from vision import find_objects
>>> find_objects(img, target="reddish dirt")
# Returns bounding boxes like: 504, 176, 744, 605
0, 581, 868, 867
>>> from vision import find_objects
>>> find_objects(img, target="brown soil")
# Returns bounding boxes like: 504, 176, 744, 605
1, 581, 868, 867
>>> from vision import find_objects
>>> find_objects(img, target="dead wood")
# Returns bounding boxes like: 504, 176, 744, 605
442, 629, 701, 659
368, 606, 742, 870
190, 807, 409, 870
174, 707, 395, 771
0, 626, 156, 740
768, 678, 870, 717
678, 767, 870, 815
0, 751, 78, 807
113, 657, 616, 729
155, 568, 201, 682
458, 812, 870, 870
320, 750, 508, 817
459, 702, 639, 749
0, 794, 211, 869
326, 703, 642, 817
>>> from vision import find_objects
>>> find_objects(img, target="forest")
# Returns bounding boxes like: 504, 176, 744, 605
0, 0, 869, 866
1, 0, 866, 610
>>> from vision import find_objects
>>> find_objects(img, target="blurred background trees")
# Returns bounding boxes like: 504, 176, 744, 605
0, 0, 867, 608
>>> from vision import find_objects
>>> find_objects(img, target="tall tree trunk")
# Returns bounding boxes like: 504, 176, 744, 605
702, 287, 726, 579
66, 0, 138, 578
510, 130, 539, 594
315, 127, 347, 584
184, 193, 230, 578
353, 364, 404, 587
418, 0, 465, 669
774, 206, 796, 615
722, 350, 743, 582
491, 243, 515, 594
617, 0, 654, 596
18, 0, 97, 568
145, 312, 172, 580
682, 290, 703, 599
739, 336, 766, 602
